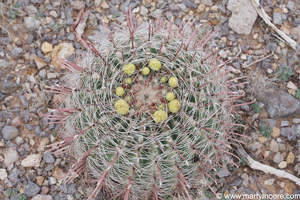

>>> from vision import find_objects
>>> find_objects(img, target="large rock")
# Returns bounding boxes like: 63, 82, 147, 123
11, 47, 23, 58
43, 152, 55, 163
0, 169, 7, 180
0, 82, 18, 93
273, 12, 282, 25
286, 1, 295, 11
4, 147, 19, 167
2, 126, 19, 140
0, 59, 9, 69
227, 0, 257, 35
24, 17, 41, 30
21, 154, 42, 168
252, 83, 300, 118
32, 195, 53, 200
182, 0, 197, 8
281, 124, 300, 141
23, 181, 41, 197
51, 43, 75, 68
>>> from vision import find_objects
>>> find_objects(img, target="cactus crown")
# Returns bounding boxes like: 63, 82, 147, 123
46, 10, 244, 200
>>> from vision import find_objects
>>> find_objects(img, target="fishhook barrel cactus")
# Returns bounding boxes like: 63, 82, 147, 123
44, 10, 248, 200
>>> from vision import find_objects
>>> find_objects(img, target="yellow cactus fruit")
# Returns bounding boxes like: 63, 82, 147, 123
115, 99, 129, 115
126, 78, 132, 84
149, 59, 162, 71
166, 92, 175, 101
142, 67, 150, 75
168, 77, 178, 88
116, 87, 125, 96
161, 77, 167, 83
168, 99, 181, 113
123, 63, 136, 75
153, 110, 167, 123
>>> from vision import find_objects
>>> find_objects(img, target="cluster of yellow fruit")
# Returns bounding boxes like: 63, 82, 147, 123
122, 59, 178, 88
123, 58, 162, 76
114, 59, 181, 123
153, 91, 181, 123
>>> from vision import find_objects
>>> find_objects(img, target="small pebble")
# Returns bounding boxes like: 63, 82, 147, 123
292, 118, 300, 124
240, 54, 247, 60
278, 161, 287, 168
264, 179, 275, 185
281, 121, 289, 127
253, 33, 258, 39
286, 152, 295, 164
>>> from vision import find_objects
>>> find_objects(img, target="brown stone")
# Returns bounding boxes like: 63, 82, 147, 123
41, 42, 53, 54
34, 57, 47, 70
286, 152, 295, 164
258, 136, 268, 143
52, 166, 64, 180
51, 43, 75, 68
271, 127, 280, 138
291, 25, 300, 43
36, 176, 44, 186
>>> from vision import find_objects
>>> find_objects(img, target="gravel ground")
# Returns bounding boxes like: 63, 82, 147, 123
1, 0, 300, 199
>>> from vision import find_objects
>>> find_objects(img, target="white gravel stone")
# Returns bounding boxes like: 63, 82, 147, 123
287, 81, 297, 90
49, 11, 58, 18
264, 178, 275, 185
24, 17, 41, 30
253, 33, 259, 39
49, 177, 57, 185
15, 136, 24, 145
47, 73, 57, 79
227, 0, 257, 35
21, 154, 42, 168
278, 161, 287, 168
292, 118, 300, 124
4, 147, 19, 167
281, 121, 289, 127
67, 195, 74, 200
240, 54, 247, 60
31, 194, 53, 200
0, 169, 7, 180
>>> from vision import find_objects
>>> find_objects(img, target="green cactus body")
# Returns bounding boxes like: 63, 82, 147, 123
47, 11, 245, 200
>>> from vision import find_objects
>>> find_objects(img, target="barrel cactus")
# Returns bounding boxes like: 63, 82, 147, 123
45, 10, 246, 200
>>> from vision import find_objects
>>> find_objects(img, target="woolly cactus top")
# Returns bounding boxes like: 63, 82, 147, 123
114, 59, 182, 120
50, 11, 244, 200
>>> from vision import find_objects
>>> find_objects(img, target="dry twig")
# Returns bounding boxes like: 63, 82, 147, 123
245, 52, 274, 68
250, 0, 297, 50
237, 147, 300, 186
